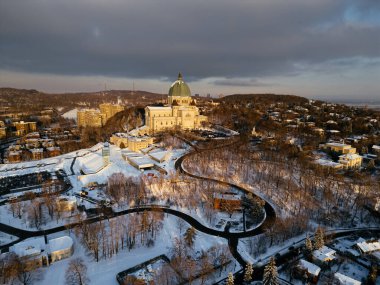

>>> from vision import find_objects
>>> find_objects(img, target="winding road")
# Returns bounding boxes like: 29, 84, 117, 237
1, 137, 378, 284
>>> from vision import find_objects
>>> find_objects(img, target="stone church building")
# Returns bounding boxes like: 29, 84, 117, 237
143, 73, 207, 134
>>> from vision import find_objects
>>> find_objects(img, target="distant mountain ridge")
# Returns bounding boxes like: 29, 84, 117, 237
0, 88, 165, 111
219, 93, 309, 104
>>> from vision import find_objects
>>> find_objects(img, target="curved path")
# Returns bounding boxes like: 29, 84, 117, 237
0, 137, 277, 283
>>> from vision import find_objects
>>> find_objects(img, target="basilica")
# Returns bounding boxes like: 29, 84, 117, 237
142, 73, 207, 134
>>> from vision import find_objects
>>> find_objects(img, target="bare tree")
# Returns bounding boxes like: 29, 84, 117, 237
65, 258, 89, 285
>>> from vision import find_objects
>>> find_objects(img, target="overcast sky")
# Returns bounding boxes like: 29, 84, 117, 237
1, 0, 379, 102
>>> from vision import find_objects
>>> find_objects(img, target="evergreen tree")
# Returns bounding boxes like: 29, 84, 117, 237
367, 265, 378, 285
305, 234, 313, 260
314, 227, 325, 250
184, 227, 197, 248
263, 257, 278, 285
305, 235, 313, 252
226, 272, 234, 285
244, 262, 253, 282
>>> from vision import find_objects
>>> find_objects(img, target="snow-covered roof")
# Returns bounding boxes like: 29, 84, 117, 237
326, 130, 340, 133
315, 159, 342, 168
47, 147, 60, 151
339, 153, 362, 160
146, 106, 172, 111
298, 259, 321, 276
334, 273, 361, 285
356, 239, 380, 253
10, 237, 45, 257
372, 145, 380, 150
149, 150, 171, 162
213, 193, 241, 200
325, 142, 351, 148
312, 246, 336, 262
48, 236, 73, 253
128, 156, 155, 168
78, 152, 104, 174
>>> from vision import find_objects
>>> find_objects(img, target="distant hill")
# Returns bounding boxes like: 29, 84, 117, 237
0, 88, 165, 112
219, 93, 309, 104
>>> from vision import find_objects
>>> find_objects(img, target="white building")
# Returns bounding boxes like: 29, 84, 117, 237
9, 235, 74, 267
312, 246, 337, 265
334, 272, 361, 285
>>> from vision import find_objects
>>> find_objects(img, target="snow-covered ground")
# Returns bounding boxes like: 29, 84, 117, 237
62, 108, 78, 121
38, 215, 235, 285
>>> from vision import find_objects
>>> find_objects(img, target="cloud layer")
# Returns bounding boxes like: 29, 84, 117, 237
0, 0, 379, 100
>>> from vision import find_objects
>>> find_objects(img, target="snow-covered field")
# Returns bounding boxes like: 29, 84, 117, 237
38, 215, 234, 285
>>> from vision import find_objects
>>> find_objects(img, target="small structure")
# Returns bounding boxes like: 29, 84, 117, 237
315, 158, 343, 170
30, 148, 44, 160
295, 259, 321, 283
213, 193, 242, 211
56, 195, 77, 211
338, 153, 363, 169
110, 133, 154, 152
9, 237, 46, 269
7, 150, 22, 163
48, 236, 74, 263
372, 145, 380, 154
47, 146, 61, 157
9, 235, 74, 268
319, 142, 356, 154
148, 150, 172, 163
127, 156, 155, 170
312, 246, 336, 266
102, 142, 110, 166
334, 272, 361, 285
356, 238, 380, 254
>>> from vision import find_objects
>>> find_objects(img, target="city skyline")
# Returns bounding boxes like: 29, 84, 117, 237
1, 0, 380, 102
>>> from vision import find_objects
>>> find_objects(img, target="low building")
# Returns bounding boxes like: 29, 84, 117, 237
356, 238, 380, 254
56, 196, 77, 212
295, 259, 321, 283
48, 236, 74, 263
13, 121, 37, 136
47, 146, 61, 157
30, 148, 44, 160
110, 133, 154, 152
319, 142, 356, 154
148, 150, 172, 163
334, 273, 361, 285
312, 246, 337, 265
0, 127, 6, 139
7, 150, 22, 163
9, 237, 46, 269
315, 158, 343, 170
9, 236, 74, 268
127, 155, 155, 170
372, 145, 380, 154
213, 193, 242, 211
338, 153, 363, 169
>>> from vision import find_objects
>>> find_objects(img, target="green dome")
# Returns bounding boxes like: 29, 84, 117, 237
168, 73, 191, 97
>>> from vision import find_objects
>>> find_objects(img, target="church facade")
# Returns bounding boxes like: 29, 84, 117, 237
143, 73, 207, 134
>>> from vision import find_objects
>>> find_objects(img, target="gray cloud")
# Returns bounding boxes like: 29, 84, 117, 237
0, 0, 380, 85
213, 78, 274, 87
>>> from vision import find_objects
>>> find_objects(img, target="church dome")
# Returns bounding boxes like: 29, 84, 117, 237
169, 73, 191, 97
